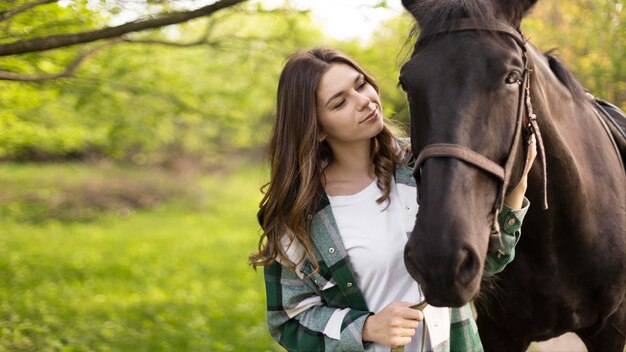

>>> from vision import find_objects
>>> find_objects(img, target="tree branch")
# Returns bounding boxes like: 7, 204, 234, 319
121, 37, 221, 47
0, 0, 247, 56
0, 40, 119, 81
120, 34, 288, 51
0, 0, 58, 22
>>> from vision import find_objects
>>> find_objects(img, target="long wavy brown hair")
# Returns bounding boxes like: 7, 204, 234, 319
250, 48, 405, 271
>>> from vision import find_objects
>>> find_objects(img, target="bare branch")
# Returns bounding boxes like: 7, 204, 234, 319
237, 8, 309, 15
0, 27, 287, 82
0, 0, 58, 22
121, 37, 220, 47
120, 33, 288, 51
0, 0, 247, 56
0, 40, 119, 81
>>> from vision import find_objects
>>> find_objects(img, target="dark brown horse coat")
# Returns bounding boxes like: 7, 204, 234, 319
399, 0, 626, 351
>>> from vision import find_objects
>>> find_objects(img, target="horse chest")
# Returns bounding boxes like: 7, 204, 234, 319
497, 248, 626, 335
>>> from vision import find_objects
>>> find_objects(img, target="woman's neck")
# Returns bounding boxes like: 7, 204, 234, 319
323, 140, 376, 195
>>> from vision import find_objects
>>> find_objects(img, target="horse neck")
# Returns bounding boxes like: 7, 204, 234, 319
526, 44, 625, 222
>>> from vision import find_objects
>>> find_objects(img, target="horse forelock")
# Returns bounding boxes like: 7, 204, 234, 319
405, 0, 504, 41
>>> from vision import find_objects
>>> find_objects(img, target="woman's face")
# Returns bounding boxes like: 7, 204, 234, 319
316, 63, 384, 145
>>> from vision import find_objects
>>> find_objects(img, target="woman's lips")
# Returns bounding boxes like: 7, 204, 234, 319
360, 109, 379, 124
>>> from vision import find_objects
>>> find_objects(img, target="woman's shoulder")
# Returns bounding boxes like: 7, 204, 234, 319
396, 137, 411, 147
394, 137, 414, 165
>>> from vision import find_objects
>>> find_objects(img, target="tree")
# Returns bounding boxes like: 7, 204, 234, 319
0, 0, 248, 81
0, 1, 324, 163
523, 0, 625, 109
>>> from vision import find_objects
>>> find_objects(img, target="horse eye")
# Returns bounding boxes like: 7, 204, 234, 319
398, 77, 408, 92
505, 71, 522, 85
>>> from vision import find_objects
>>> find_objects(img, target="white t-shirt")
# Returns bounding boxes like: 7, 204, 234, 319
327, 179, 428, 352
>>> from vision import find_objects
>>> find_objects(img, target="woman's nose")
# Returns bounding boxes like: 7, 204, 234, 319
355, 92, 370, 111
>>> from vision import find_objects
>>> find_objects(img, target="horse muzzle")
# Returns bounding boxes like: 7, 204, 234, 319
404, 226, 483, 307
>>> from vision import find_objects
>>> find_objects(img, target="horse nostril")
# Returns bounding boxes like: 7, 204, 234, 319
456, 247, 479, 286
404, 246, 420, 282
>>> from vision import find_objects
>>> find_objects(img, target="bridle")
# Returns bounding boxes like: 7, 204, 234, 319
408, 19, 548, 253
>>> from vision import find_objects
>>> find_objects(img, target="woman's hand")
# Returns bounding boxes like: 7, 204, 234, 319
362, 301, 424, 347
504, 134, 538, 209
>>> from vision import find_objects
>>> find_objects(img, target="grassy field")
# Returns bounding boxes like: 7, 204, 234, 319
0, 162, 595, 352
0, 162, 280, 351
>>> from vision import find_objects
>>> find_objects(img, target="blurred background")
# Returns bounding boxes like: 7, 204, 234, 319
0, 0, 623, 350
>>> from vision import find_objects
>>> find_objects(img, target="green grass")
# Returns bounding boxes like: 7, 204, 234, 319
0, 163, 280, 351
0, 162, 204, 223
0, 162, 604, 352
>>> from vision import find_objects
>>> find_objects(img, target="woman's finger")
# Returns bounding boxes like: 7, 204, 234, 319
390, 336, 413, 348
403, 319, 420, 329
400, 307, 424, 321
392, 327, 417, 338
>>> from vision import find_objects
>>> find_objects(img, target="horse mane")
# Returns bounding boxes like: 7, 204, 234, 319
543, 50, 588, 104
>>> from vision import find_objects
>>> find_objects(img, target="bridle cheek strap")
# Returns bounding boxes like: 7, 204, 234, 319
413, 143, 509, 253
414, 144, 506, 182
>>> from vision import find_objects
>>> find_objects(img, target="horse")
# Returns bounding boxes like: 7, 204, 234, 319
398, 0, 626, 351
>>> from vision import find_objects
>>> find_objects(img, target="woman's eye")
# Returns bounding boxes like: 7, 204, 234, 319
505, 71, 522, 85
334, 100, 345, 109
356, 81, 367, 90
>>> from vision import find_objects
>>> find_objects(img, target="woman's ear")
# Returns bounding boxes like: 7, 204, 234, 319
319, 133, 326, 142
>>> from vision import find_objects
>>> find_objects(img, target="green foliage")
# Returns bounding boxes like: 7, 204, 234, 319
0, 163, 279, 351
0, 0, 104, 76
0, 1, 624, 163
523, 0, 626, 109
0, 2, 323, 163
0, 0, 103, 42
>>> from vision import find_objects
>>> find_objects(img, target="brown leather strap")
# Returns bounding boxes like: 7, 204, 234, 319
419, 19, 526, 47
415, 143, 506, 181
525, 72, 549, 210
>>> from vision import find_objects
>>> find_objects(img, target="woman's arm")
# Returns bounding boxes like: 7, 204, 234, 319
484, 197, 530, 275
485, 135, 537, 275
504, 134, 537, 209
264, 261, 372, 351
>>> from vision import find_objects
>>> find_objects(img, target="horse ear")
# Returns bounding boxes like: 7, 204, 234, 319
499, 0, 539, 26
401, 0, 416, 10
401, 0, 421, 18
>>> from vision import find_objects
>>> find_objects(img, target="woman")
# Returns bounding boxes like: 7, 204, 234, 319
250, 48, 534, 351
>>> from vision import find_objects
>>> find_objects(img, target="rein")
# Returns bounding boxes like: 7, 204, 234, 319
411, 19, 549, 253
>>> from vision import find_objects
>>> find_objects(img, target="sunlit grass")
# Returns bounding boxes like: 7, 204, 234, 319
0, 163, 279, 351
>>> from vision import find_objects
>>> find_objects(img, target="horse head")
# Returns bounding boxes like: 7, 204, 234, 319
400, 0, 539, 307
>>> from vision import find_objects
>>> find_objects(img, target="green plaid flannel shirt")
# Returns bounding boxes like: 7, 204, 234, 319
264, 164, 529, 352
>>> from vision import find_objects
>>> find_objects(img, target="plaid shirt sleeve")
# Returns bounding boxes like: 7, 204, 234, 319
446, 304, 484, 352
484, 197, 530, 276
264, 261, 373, 352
